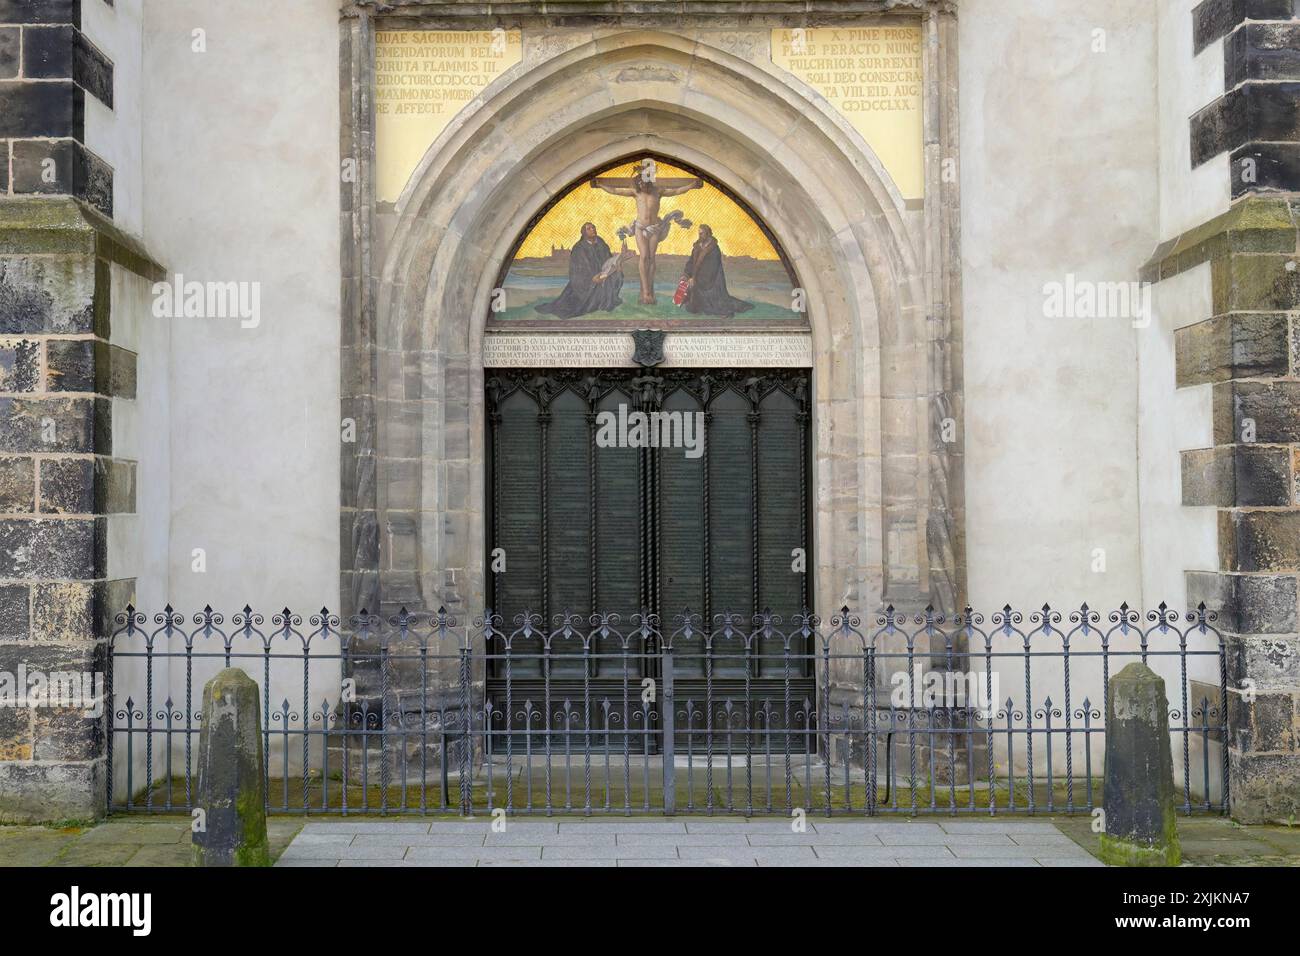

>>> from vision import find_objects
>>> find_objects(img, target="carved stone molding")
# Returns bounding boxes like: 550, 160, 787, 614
343, 0, 957, 20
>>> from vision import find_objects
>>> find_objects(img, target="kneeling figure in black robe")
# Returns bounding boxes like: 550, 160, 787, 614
681, 225, 753, 318
536, 223, 625, 318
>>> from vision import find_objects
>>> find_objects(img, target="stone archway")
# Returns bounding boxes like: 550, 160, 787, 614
347, 30, 957, 631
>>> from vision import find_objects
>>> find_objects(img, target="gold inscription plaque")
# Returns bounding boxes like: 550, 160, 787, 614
375, 29, 523, 204
771, 25, 924, 202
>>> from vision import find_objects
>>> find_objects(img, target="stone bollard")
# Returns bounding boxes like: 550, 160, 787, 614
192, 668, 270, 866
1099, 662, 1181, 866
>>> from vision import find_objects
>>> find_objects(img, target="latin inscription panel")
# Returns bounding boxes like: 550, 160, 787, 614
483, 332, 813, 368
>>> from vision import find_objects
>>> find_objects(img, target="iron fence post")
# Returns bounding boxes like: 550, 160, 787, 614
662, 642, 676, 814
460, 642, 472, 816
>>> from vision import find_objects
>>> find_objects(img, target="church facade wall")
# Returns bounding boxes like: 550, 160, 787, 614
0, 0, 1295, 823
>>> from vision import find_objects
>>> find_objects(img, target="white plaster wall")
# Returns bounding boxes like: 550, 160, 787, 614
1157, 0, 1230, 241
1137, 264, 1217, 618
141, 0, 342, 734
1141, 0, 1227, 677
960, 0, 1157, 614
105, 265, 172, 798
106, 267, 171, 613
82, 0, 145, 238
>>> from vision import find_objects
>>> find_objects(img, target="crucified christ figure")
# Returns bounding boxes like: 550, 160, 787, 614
591, 163, 703, 305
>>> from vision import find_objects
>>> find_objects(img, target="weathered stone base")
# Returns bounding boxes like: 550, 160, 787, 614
830, 707, 992, 788
192, 669, 270, 867
1228, 750, 1300, 824
0, 759, 104, 824
1098, 831, 1182, 867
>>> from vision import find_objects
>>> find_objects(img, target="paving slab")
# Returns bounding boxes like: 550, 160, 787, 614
290, 833, 357, 846
124, 844, 193, 867
76, 822, 189, 844
405, 845, 543, 862
879, 831, 1015, 846
339, 858, 475, 867
813, 844, 954, 861
749, 832, 884, 846
487, 831, 615, 846
684, 820, 812, 833
0, 827, 80, 866
617, 832, 751, 846
542, 844, 679, 860
677, 846, 819, 863
51, 841, 140, 866
354, 832, 490, 847
558, 821, 687, 833
939, 821, 1063, 834
481, 859, 618, 867
1038, 856, 1106, 867
279, 842, 410, 861
299, 821, 434, 835
950, 844, 1090, 860
618, 858, 752, 867
899, 857, 1041, 867
1008, 832, 1080, 846
814, 822, 947, 835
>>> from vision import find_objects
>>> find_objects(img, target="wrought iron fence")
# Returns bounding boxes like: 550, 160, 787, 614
107, 601, 1229, 817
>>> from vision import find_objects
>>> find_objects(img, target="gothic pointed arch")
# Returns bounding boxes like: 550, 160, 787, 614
343, 28, 963, 631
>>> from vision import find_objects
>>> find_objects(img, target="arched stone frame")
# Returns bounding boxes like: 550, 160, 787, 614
340, 17, 965, 663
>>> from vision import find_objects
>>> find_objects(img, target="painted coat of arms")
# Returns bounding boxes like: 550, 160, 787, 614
632, 329, 666, 367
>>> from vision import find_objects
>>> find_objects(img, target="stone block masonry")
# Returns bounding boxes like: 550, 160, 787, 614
1162, 198, 1300, 824
0, 194, 159, 822
0, 0, 113, 216
0, 0, 149, 823
1160, 1, 1300, 824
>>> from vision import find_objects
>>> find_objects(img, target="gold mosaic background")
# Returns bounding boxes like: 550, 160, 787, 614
514, 161, 781, 261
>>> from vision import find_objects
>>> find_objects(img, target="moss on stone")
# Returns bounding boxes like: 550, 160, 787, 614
1098, 830, 1182, 867
0, 198, 165, 279
1140, 197, 1299, 285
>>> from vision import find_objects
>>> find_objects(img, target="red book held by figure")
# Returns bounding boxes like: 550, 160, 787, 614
673, 277, 690, 306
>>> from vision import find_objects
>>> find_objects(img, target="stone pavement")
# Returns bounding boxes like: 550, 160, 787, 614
275, 819, 1103, 867
2, 815, 1298, 867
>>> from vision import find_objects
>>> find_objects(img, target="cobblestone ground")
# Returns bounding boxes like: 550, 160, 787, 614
1, 815, 1296, 867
